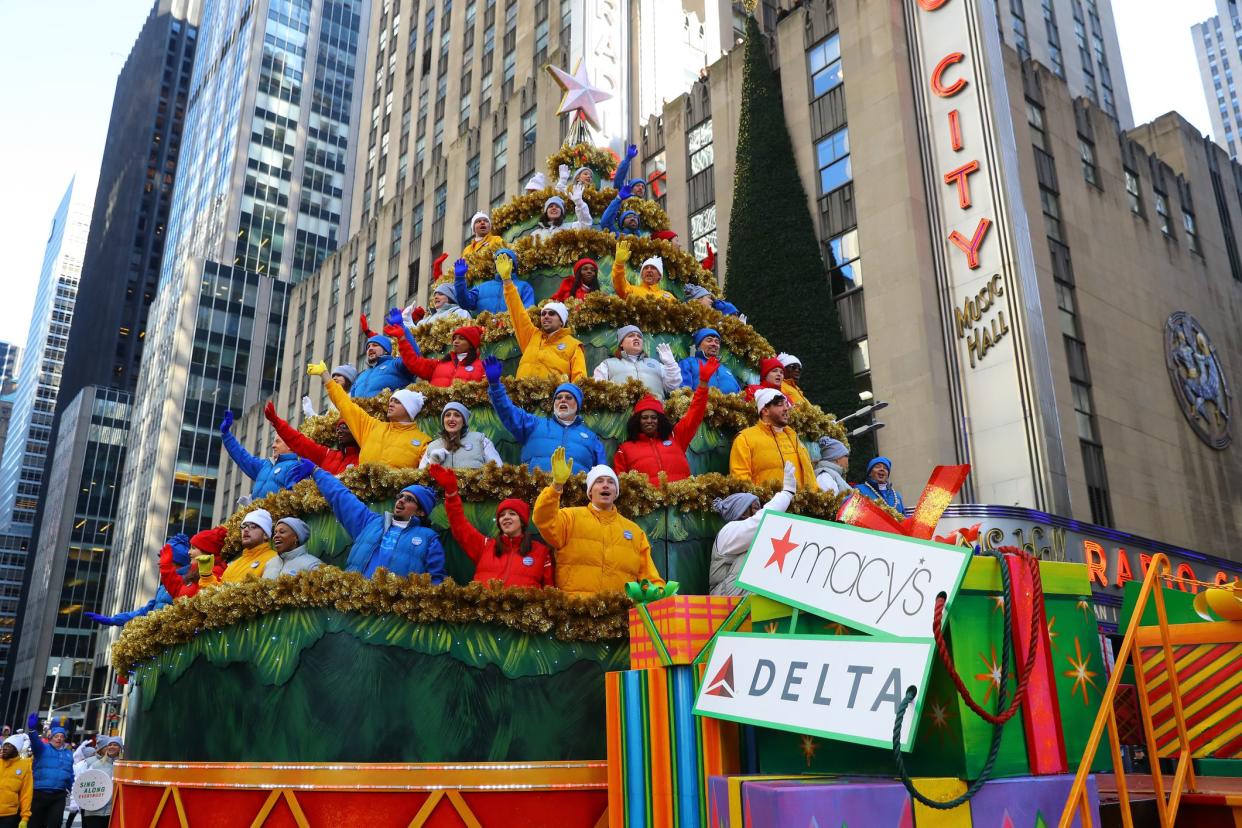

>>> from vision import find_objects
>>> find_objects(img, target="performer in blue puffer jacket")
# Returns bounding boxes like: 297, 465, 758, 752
611, 143, 649, 200
599, 184, 644, 237
306, 465, 446, 581
454, 248, 535, 315
678, 328, 743, 394
351, 327, 415, 398
26, 713, 74, 826
218, 410, 302, 501
484, 356, 607, 473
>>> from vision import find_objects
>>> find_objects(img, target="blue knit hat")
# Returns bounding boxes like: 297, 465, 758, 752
553, 382, 584, 410
495, 247, 520, 270
619, 210, 639, 227
866, 456, 892, 475
627, 178, 647, 192
400, 484, 437, 517
693, 328, 722, 347
367, 334, 392, 355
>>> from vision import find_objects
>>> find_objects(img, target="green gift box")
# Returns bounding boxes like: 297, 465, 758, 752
752, 556, 1105, 781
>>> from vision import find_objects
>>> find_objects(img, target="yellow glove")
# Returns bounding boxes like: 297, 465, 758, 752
550, 446, 574, 486
307, 361, 328, 376
615, 239, 631, 264
197, 554, 215, 578
495, 253, 514, 280
19, 820, 27, 828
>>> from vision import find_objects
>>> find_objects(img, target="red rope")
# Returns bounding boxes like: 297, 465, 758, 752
932, 546, 1046, 726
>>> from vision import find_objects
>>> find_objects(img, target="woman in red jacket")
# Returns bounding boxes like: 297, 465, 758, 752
264, 401, 359, 474
390, 323, 486, 386
159, 526, 228, 598
426, 464, 554, 588
744, 356, 785, 401
551, 258, 601, 301
613, 358, 718, 484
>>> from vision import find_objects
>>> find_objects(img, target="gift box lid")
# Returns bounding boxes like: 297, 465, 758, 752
960, 556, 1091, 595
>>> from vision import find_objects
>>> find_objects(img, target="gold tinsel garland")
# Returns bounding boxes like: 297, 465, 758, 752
217, 466, 849, 555
546, 144, 619, 181
110, 567, 633, 675
488, 187, 669, 236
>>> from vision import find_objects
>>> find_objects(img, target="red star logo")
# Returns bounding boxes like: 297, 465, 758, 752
765, 526, 798, 572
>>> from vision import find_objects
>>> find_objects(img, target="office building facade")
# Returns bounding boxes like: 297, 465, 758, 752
0, 344, 20, 466
107, 0, 370, 624
1193, 1, 1242, 159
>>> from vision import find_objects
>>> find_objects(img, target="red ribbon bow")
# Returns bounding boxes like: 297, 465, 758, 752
836, 465, 970, 540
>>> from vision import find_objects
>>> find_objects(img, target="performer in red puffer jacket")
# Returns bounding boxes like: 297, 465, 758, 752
613, 358, 716, 484
389, 323, 486, 387
551, 258, 601, 301
159, 526, 228, 599
264, 401, 359, 474
426, 464, 554, 588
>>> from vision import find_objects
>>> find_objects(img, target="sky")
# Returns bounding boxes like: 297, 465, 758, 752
0, 0, 1221, 349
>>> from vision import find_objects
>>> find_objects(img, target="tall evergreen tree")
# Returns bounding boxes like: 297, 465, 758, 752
725, 14, 871, 472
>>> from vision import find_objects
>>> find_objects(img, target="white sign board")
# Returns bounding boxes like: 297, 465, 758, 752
72, 768, 113, 811
694, 633, 936, 751
735, 512, 971, 638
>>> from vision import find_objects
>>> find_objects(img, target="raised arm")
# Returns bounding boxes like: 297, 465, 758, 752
323, 374, 375, 445
485, 362, 538, 442
480, 434, 503, 465
219, 416, 268, 481
656, 344, 682, 393
309, 466, 378, 541
454, 258, 481, 312
387, 322, 438, 379
532, 485, 572, 549
673, 359, 716, 449
610, 239, 632, 298
501, 272, 537, 350
613, 143, 636, 188
265, 401, 331, 466
599, 194, 624, 233
570, 184, 592, 228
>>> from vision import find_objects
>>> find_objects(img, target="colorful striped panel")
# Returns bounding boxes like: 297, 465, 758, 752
629, 596, 746, 670
1139, 642, 1242, 758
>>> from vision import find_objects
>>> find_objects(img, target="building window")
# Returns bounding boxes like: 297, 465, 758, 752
1026, 100, 1048, 152
1079, 439, 1114, 527
827, 229, 862, 295
1184, 209, 1200, 254
521, 106, 537, 147
688, 119, 713, 175
808, 33, 842, 98
1124, 168, 1143, 215
644, 151, 667, 206
689, 204, 716, 261
1040, 187, 1065, 243
493, 130, 508, 171
434, 183, 447, 220
1078, 138, 1098, 187
466, 153, 480, 194
1154, 190, 1171, 235
390, 220, 403, 256
815, 127, 851, 195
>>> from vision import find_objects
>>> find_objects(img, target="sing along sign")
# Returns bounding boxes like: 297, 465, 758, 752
694, 633, 936, 751
905, 0, 1068, 511
734, 512, 972, 638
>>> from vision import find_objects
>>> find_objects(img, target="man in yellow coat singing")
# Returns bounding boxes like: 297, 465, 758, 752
500, 252, 587, 381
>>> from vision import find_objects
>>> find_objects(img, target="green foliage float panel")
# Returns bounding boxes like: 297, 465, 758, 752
126, 607, 627, 763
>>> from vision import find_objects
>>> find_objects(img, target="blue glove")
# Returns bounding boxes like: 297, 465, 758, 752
454, 258, 469, 279
384, 307, 403, 328
83, 612, 117, 626
618, 182, 634, 201
219, 410, 234, 435
286, 458, 316, 486
483, 355, 504, 385
168, 533, 191, 558
713, 299, 740, 316
625, 143, 637, 159
26, 713, 38, 731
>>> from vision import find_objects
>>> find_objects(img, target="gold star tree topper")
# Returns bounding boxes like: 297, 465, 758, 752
546, 60, 613, 131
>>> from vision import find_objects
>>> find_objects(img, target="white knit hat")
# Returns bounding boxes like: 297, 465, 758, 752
542, 302, 569, 325
777, 352, 801, 368
241, 509, 274, 538
391, 389, 427, 420
586, 465, 619, 493
469, 211, 490, 227
754, 387, 785, 413
525, 171, 548, 191
639, 256, 664, 276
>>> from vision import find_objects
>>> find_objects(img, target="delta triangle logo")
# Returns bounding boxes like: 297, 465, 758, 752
705, 655, 735, 698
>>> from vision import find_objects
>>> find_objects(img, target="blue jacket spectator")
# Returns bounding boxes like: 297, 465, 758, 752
310, 467, 446, 581
486, 362, 607, 473
219, 412, 302, 500
28, 717, 75, 794
455, 248, 535, 315
678, 328, 742, 394
351, 334, 415, 398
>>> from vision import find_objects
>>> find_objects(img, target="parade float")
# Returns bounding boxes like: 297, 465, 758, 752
99, 17, 1242, 828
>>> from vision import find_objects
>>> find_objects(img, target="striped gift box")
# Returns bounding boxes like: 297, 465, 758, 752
606, 664, 741, 828
628, 595, 749, 670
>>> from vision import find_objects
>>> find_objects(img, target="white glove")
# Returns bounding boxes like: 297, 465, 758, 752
782, 462, 797, 494
571, 183, 585, 202
656, 343, 676, 365
301, 396, 317, 418
558, 163, 570, 180
426, 447, 449, 466
738, 313, 748, 324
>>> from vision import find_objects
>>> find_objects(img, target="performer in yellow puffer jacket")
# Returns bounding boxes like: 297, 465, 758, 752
0, 734, 32, 827
221, 509, 282, 583
500, 253, 586, 381
312, 365, 432, 468
611, 239, 675, 301
533, 448, 664, 595
729, 387, 819, 490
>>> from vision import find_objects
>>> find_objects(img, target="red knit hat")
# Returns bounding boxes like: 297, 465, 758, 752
759, 357, 784, 379
496, 498, 530, 526
573, 257, 598, 276
652, 230, 678, 242
453, 325, 483, 350
633, 396, 665, 415
190, 526, 228, 555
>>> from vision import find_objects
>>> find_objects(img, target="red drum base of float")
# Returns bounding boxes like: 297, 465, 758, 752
110, 760, 609, 827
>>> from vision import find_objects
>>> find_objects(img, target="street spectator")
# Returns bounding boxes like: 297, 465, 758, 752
426, 464, 554, 588
678, 329, 742, 393
26, 715, 72, 828
708, 463, 797, 597
418, 402, 502, 469
0, 734, 32, 828
532, 448, 663, 595
310, 364, 433, 468
857, 457, 906, 512
307, 467, 445, 581
485, 358, 606, 473
592, 326, 681, 399
264, 401, 359, 475
729, 388, 818, 490
612, 359, 716, 484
